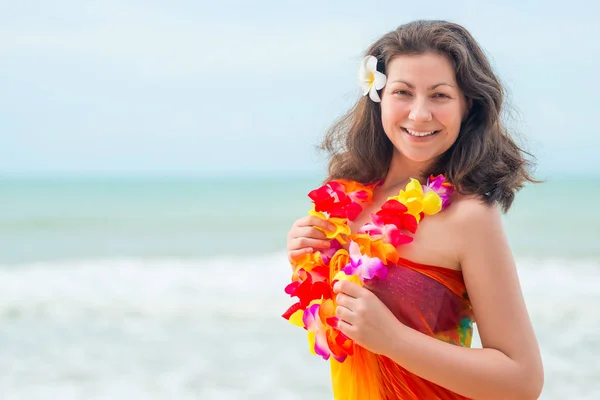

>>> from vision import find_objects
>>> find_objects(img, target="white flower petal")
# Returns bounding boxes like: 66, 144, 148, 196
358, 63, 367, 80
369, 86, 381, 102
373, 70, 387, 90
359, 80, 372, 96
358, 59, 371, 95
365, 55, 378, 73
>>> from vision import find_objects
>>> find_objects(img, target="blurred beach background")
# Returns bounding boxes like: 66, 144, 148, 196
2, 1, 599, 399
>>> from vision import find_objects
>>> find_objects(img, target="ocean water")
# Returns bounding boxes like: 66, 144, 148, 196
0, 176, 599, 399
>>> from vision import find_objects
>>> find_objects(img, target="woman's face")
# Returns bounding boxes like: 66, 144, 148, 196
380, 52, 469, 164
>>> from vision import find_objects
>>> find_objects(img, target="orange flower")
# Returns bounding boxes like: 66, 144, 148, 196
329, 249, 350, 282
347, 234, 399, 265
291, 250, 327, 280
336, 180, 376, 204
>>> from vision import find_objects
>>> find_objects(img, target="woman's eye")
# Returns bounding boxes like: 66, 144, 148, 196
394, 90, 411, 96
433, 93, 450, 99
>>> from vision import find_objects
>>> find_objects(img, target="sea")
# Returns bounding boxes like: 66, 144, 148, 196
0, 175, 599, 399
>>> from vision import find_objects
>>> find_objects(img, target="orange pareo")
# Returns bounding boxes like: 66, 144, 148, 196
283, 175, 473, 399
330, 257, 474, 400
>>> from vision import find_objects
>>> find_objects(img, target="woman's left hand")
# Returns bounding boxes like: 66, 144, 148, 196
333, 280, 403, 356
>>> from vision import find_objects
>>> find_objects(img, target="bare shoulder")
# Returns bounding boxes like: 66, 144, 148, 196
440, 193, 507, 261
395, 193, 505, 271
395, 193, 500, 270
445, 193, 502, 231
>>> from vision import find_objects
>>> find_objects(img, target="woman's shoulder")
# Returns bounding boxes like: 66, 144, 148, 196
439, 192, 506, 261
398, 192, 501, 270
443, 192, 503, 233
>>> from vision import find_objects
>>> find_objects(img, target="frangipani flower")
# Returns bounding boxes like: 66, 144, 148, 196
342, 241, 388, 282
390, 178, 443, 222
359, 55, 387, 102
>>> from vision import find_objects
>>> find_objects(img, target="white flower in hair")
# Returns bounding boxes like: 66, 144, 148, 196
358, 55, 387, 102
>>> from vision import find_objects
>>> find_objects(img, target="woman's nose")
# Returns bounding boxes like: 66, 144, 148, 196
408, 98, 433, 122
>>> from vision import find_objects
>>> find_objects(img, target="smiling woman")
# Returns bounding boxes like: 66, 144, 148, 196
284, 20, 544, 400
380, 53, 469, 165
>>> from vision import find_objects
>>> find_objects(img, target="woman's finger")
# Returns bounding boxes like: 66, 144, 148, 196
335, 293, 357, 310
336, 305, 354, 324
295, 215, 336, 232
290, 226, 328, 240
288, 248, 313, 262
337, 319, 355, 339
290, 237, 331, 250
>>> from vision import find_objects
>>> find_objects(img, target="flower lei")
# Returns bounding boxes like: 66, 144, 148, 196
282, 175, 454, 363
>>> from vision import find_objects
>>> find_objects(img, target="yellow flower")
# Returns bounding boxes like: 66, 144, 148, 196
333, 270, 362, 286
288, 308, 305, 328
389, 178, 442, 221
329, 250, 350, 282
290, 251, 326, 278
288, 298, 323, 329
309, 208, 350, 244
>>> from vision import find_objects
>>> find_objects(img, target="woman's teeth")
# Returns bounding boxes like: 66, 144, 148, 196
404, 128, 437, 137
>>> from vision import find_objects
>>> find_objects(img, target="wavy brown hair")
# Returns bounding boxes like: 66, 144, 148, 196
320, 20, 537, 212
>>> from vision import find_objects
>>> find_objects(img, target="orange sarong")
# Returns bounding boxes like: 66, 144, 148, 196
330, 257, 473, 400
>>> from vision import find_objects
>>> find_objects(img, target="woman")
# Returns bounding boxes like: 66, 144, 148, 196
285, 20, 544, 399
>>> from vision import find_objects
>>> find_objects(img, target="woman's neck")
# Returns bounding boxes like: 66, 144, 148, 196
380, 151, 433, 192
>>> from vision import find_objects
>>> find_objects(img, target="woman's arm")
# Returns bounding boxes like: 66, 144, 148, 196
384, 199, 544, 399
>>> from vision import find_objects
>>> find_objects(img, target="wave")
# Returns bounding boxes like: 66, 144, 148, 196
0, 254, 292, 319
0, 254, 598, 323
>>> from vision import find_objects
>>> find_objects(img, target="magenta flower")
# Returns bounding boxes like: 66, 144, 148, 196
321, 239, 343, 264
302, 300, 349, 362
359, 216, 413, 247
342, 241, 388, 282
426, 174, 454, 210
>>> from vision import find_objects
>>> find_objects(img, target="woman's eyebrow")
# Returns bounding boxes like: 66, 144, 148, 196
390, 80, 455, 90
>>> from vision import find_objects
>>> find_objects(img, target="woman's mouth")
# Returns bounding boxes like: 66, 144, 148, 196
402, 127, 440, 137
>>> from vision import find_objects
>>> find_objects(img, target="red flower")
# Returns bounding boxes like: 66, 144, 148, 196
284, 268, 332, 309
373, 199, 418, 233
308, 181, 371, 221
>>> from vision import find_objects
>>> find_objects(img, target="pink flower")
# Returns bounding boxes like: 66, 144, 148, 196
358, 217, 413, 247
342, 241, 388, 282
426, 174, 454, 210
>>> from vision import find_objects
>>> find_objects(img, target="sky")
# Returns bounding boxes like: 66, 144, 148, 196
1, 0, 599, 178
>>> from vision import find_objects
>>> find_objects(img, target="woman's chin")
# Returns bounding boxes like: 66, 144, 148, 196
394, 147, 442, 164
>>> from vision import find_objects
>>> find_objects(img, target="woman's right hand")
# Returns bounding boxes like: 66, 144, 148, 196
286, 216, 336, 263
